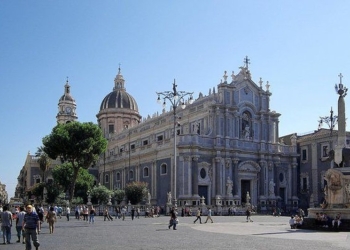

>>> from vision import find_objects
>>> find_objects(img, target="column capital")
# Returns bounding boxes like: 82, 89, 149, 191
259, 160, 267, 167
184, 155, 192, 162
225, 158, 231, 168
215, 157, 222, 163
192, 155, 200, 162
232, 158, 239, 165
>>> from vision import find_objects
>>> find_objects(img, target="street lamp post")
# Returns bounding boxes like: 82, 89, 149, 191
318, 107, 338, 136
156, 79, 194, 206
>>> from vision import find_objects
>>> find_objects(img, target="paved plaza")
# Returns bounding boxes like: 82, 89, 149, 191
1, 215, 349, 250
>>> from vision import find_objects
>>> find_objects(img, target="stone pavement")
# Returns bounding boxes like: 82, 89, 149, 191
1, 215, 349, 250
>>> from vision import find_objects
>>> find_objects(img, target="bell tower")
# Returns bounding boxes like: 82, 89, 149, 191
56, 78, 78, 124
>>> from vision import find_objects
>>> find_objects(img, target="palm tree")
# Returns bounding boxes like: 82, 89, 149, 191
35, 146, 51, 202
35, 146, 51, 182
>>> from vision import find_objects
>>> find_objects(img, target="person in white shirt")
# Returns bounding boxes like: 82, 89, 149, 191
66, 207, 71, 221
289, 215, 296, 229
16, 207, 26, 243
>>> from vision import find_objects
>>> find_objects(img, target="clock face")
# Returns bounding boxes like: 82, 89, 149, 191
66, 107, 72, 114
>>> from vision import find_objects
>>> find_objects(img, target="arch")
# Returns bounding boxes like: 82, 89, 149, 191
160, 163, 167, 175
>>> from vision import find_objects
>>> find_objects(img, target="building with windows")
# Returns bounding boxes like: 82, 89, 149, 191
296, 128, 350, 211
96, 63, 299, 212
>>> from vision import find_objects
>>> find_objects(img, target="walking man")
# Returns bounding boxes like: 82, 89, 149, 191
131, 207, 135, 220
193, 208, 202, 224
23, 205, 40, 250
16, 206, 26, 243
204, 208, 214, 223
168, 207, 178, 230
246, 207, 253, 222
66, 206, 70, 221
1, 205, 13, 244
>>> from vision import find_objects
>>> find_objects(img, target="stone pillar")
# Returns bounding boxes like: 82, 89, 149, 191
259, 160, 266, 196
215, 157, 222, 196
291, 160, 298, 196
192, 155, 199, 196
232, 158, 239, 196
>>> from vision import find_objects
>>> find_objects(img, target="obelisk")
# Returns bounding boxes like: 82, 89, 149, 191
334, 73, 347, 166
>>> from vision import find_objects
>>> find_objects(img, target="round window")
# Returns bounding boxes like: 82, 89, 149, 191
200, 168, 206, 179
279, 173, 284, 182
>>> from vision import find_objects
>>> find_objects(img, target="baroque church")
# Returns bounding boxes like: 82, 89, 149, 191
95, 62, 299, 212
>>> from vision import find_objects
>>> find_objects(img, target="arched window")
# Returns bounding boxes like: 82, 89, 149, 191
116, 172, 120, 181
143, 167, 149, 177
129, 170, 134, 180
105, 174, 109, 183
161, 164, 167, 175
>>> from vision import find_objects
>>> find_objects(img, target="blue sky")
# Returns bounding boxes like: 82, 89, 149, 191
1, 0, 350, 198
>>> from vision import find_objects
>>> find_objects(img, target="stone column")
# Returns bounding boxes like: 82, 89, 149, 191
291, 161, 298, 197
259, 160, 267, 196
192, 155, 199, 196
215, 157, 222, 196
232, 158, 239, 196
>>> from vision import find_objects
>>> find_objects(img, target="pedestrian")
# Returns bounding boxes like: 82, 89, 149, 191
121, 206, 126, 220
57, 206, 62, 219
104, 208, 112, 221
75, 205, 80, 220
131, 207, 135, 220
115, 206, 119, 219
246, 207, 253, 222
205, 208, 214, 223
46, 206, 57, 234
89, 207, 96, 224
16, 206, 26, 243
1, 205, 13, 244
83, 206, 89, 221
136, 207, 140, 218
181, 207, 185, 217
193, 208, 202, 224
66, 206, 70, 221
23, 204, 40, 250
168, 207, 178, 230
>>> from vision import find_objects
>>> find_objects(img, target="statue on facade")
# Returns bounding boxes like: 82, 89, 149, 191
243, 125, 250, 139
167, 191, 172, 204
246, 191, 251, 204
269, 180, 275, 196
226, 176, 233, 196
147, 192, 151, 204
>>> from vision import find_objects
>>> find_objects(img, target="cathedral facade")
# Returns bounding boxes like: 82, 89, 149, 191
96, 63, 299, 212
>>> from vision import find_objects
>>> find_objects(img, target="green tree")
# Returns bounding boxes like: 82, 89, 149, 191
124, 181, 148, 205
113, 189, 125, 204
42, 121, 107, 203
52, 163, 94, 200
90, 184, 113, 204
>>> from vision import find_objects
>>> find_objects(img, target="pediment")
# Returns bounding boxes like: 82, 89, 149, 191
238, 161, 261, 172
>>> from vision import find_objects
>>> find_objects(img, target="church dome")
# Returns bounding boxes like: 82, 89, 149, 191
59, 93, 74, 102
99, 68, 139, 112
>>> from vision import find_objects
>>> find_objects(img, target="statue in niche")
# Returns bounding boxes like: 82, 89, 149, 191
242, 112, 251, 139
226, 176, 233, 195
244, 125, 250, 139
246, 191, 251, 203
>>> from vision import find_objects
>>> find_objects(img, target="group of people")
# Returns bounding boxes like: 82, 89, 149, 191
315, 212, 342, 229
1, 204, 41, 250
289, 214, 303, 229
